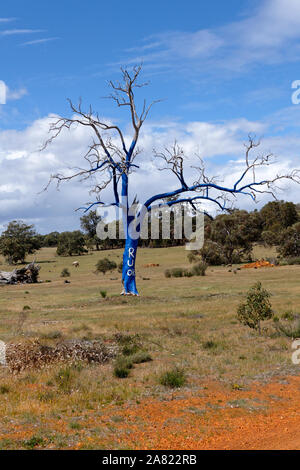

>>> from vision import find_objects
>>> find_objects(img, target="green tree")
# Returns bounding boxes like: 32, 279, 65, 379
0, 221, 41, 265
56, 231, 86, 256
278, 222, 300, 258
80, 210, 102, 251
260, 201, 298, 244
208, 210, 262, 264
43, 231, 59, 247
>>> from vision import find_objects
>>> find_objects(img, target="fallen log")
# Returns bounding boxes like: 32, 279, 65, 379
0, 262, 40, 285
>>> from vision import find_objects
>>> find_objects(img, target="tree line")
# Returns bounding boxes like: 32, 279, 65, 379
0, 200, 299, 265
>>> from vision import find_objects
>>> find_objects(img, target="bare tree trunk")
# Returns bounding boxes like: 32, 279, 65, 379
0, 262, 40, 285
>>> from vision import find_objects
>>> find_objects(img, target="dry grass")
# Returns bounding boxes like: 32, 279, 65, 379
0, 245, 299, 449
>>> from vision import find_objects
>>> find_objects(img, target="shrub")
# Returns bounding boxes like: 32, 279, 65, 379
202, 340, 218, 350
130, 351, 152, 364
100, 290, 107, 299
60, 268, 70, 278
191, 262, 207, 276
159, 367, 186, 388
122, 343, 139, 356
95, 258, 117, 275
237, 282, 273, 334
0, 385, 10, 394
23, 436, 44, 450
114, 356, 133, 378
183, 270, 194, 277
165, 264, 206, 278
275, 319, 300, 338
171, 267, 185, 278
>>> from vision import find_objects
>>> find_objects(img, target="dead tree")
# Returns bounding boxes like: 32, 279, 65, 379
0, 262, 40, 285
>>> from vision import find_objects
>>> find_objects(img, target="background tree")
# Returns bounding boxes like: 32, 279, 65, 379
260, 201, 299, 245
278, 222, 300, 258
43, 231, 60, 247
208, 210, 262, 264
95, 258, 117, 275
0, 221, 41, 265
56, 231, 86, 257
43, 65, 300, 295
80, 210, 102, 250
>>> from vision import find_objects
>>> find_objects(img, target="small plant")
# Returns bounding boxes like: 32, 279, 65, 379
60, 268, 70, 278
122, 343, 139, 356
275, 319, 300, 338
100, 290, 107, 299
130, 351, 152, 364
95, 258, 117, 275
23, 436, 44, 449
159, 367, 186, 388
69, 421, 82, 430
0, 385, 10, 394
237, 282, 273, 334
114, 356, 133, 378
203, 340, 218, 350
281, 311, 296, 322
164, 269, 171, 278
54, 366, 74, 393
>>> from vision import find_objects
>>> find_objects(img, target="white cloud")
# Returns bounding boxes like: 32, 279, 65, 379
21, 37, 59, 46
0, 29, 44, 36
0, 18, 16, 23
122, 0, 300, 75
5, 85, 27, 101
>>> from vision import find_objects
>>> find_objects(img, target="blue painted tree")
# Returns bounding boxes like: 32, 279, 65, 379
44, 65, 299, 295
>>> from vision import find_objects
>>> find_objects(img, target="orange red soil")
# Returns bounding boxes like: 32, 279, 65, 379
2, 375, 300, 450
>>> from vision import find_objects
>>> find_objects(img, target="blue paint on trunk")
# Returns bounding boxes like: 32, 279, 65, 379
122, 235, 139, 295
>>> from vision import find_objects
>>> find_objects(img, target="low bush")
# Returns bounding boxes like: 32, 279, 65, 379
274, 319, 300, 338
60, 268, 70, 278
191, 262, 207, 276
113, 356, 133, 378
159, 367, 186, 388
130, 351, 152, 364
95, 258, 117, 275
100, 290, 107, 299
164, 263, 207, 278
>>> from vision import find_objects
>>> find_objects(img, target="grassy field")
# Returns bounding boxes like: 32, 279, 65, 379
0, 244, 299, 449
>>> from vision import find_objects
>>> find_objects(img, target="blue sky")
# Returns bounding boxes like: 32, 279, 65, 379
1, 0, 300, 233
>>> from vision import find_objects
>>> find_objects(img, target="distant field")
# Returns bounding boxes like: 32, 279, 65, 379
0, 245, 299, 449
